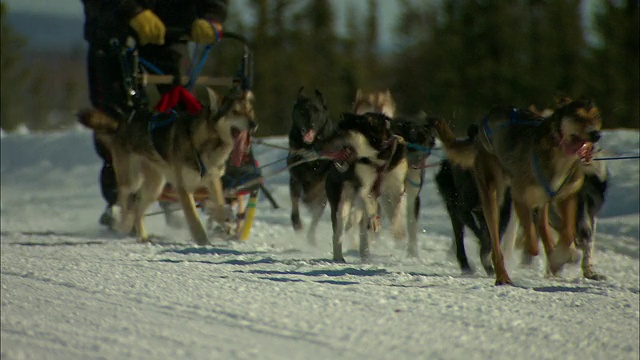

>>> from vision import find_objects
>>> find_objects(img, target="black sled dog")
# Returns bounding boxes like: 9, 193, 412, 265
288, 87, 336, 245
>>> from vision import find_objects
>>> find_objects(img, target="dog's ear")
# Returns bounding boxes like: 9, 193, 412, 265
228, 84, 245, 100
424, 116, 439, 131
555, 95, 573, 107
206, 87, 220, 114
355, 88, 363, 101
211, 89, 238, 122
76, 109, 119, 131
297, 86, 305, 100
245, 90, 255, 102
467, 124, 479, 139
576, 96, 594, 110
314, 89, 327, 108
339, 112, 356, 123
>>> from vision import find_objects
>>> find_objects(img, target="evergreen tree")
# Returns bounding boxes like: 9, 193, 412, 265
1, 3, 30, 131
391, 0, 595, 134
589, 0, 639, 128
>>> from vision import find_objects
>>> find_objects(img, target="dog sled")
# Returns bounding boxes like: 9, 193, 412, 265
114, 29, 277, 241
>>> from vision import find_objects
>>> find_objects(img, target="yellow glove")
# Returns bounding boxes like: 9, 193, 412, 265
191, 19, 223, 44
129, 9, 166, 45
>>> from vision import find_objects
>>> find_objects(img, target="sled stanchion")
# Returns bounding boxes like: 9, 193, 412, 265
239, 189, 260, 240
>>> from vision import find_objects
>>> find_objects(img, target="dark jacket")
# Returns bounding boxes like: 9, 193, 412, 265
82, 0, 228, 45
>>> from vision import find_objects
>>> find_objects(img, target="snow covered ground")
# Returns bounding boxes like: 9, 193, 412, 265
1, 127, 639, 360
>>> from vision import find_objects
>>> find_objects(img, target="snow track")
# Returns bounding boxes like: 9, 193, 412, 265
2, 129, 638, 359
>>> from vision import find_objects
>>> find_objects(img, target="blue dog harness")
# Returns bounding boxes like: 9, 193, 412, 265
483, 108, 575, 199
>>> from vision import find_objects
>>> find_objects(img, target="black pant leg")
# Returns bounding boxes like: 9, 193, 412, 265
87, 46, 130, 120
138, 44, 182, 95
93, 135, 118, 207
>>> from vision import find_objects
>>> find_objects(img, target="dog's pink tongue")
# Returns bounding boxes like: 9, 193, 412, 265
303, 130, 316, 144
561, 138, 583, 155
578, 142, 594, 163
230, 130, 249, 167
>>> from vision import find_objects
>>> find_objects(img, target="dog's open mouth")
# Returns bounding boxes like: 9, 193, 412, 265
561, 134, 594, 164
303, 129, 316, 144
230, 127, 249, 167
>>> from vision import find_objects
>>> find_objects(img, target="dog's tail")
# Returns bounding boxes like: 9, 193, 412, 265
433, 119, 477, 168
76, 109, 119, 132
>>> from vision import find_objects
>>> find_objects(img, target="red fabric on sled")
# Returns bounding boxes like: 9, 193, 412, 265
154, 85, 203, 115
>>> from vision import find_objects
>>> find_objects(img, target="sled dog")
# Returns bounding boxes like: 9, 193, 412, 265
435, 124, 513, 275
352, 89, 397, 118
347, 89, 399, 246
549, 162, 609, 280
77, 86, 256, 245
434, 97, 602, 285
435, 125, 514, 274
288, 87, 336, 245
353, 90, 437, 257
390, 112, 438, 257
325, 112, 408, 262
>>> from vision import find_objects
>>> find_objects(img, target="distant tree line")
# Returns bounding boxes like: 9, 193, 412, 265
1, 0, 637, 134
234, 0, 638, 136
1, 3, 84, 132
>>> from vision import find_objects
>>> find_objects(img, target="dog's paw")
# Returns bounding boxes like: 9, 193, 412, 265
117, 214, 135, 235
406, 246, 419, 258
291, 214, 303, 232
548, 244, 580, 275
391, 226, 407, 242
583, 267, 607, 281
481, 257, 495, 276
461, 267, 475, 276
368, 215, 381, 233
306, 232, 318, 246
136, 235, 151, 243
520, 251, 535, 268
209, 205, 234, 226
164, 213, 185, 229
495, 276, 513, 286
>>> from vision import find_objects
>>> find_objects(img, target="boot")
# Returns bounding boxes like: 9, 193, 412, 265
99, 206, 116, 229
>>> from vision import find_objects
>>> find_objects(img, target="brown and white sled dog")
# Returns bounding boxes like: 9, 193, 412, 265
434, 97, 602, 285
352, 89, 396, 118
77, 86, 256, 245
347, 89, 400, 243
353, 90, 437, 257
324, 112, 408, 262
